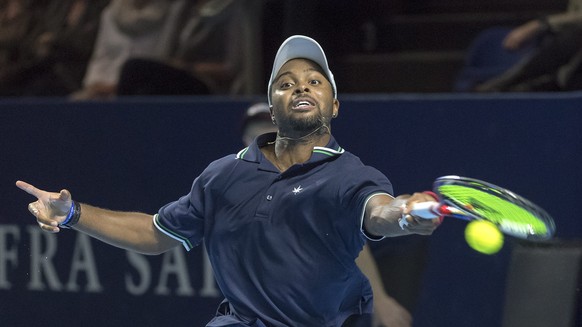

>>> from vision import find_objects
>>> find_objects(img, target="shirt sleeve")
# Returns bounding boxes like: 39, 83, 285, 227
154, 175, 206, 251
339, 164, 394, 241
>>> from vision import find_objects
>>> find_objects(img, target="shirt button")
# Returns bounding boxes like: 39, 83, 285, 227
266, 195, 273, 201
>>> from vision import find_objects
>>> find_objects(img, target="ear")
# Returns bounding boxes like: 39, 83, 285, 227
332, 99, 340, 118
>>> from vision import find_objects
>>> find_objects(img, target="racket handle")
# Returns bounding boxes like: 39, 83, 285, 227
399, 201, 448, 229
410, 201, 444, 219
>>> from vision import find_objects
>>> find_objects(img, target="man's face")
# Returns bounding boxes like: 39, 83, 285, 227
270, 59, 339, 135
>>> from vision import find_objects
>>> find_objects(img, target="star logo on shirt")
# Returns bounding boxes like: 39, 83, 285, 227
292, 185, 303, 195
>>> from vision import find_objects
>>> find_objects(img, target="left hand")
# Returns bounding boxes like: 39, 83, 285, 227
16, 180, 72, 233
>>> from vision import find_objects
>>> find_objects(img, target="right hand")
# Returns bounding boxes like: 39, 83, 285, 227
399, 193, 442, 235
16, 180, 73, 233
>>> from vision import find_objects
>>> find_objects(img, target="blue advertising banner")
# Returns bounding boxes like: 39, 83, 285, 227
1, 93, 581, 326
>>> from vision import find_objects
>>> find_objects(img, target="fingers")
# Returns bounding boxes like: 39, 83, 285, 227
401, 215, 439, 234
38, 222, 60, 233
28, 202, 60, 233
59, 189, 72, 202
19, 181, 69, 233
403, 216, 437, 232
395, 193, 440, 233
27, 202, 39, 216
402, 192, 438, 214
16, 180, 44, 198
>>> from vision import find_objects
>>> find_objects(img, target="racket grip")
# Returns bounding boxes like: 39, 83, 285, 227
410, 201, 443, 219
398, 201, 443, 229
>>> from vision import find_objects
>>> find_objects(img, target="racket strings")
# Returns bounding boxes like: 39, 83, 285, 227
438, 184, 550, 238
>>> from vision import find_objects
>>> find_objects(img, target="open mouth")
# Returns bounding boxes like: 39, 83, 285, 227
292, 97, 316, 110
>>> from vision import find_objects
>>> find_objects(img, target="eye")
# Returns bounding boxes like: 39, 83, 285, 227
279, 81, 293, 89
309, 79, 322, 85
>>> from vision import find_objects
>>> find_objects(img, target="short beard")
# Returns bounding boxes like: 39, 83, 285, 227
276, 114, 331, 143
279, 111, 331, 139
288, 114, 324, 133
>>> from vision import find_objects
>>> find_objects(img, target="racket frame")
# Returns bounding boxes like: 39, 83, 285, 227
433, 175, 556, 240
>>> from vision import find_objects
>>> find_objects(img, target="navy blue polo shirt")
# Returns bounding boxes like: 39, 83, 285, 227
154, 133, 393, 327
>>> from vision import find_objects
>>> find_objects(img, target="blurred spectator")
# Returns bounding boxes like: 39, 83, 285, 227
0, 0, 33, 67
71, 0, 189, 100
73, 0, 262, 100
241, 102, 277, 147
476, 0, 582, 92
158, 0, 263, 95
452, 27, 536, 92
367, 237, 429, 320
355, 243, 414, 327
0, 0, 108, 96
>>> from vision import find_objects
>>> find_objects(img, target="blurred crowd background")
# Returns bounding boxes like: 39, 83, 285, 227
0, 0, 578, 99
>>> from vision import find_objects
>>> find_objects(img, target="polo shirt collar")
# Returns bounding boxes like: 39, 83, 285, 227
236, 132, 345, 165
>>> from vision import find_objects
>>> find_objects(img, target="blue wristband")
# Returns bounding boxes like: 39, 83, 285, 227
61, 202, 75, 226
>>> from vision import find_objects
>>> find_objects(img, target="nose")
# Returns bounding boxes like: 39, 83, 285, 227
294, 82, 310, 94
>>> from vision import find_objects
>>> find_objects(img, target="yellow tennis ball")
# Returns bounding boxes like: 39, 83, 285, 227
464, 220, 504, 255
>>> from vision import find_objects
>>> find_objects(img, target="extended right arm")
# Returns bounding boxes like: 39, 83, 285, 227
16, 180, 179, 255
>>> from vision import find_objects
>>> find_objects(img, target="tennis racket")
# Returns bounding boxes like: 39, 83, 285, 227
400, 175, 556, 240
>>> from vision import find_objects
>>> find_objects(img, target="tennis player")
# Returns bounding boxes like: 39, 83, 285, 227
239, 102, 413, 327
17, 35, 441, 327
